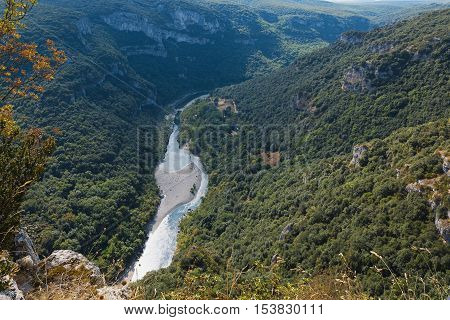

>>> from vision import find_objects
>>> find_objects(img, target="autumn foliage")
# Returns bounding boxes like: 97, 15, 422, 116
0, 1, 64, 250
0, 0, 66, 103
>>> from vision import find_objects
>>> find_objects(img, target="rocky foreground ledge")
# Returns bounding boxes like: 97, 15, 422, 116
0, 231, 129, 300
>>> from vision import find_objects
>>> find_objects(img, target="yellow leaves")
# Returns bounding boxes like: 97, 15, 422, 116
43, 73, 54, 81
19, 44, 38, 60
0, 104, 19, 138
33, 56, 51, 71
47, 38, 67, 64
0, 1, 65, 103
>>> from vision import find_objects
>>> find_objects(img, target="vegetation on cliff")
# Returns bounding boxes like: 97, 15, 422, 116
140, 10, 450, 299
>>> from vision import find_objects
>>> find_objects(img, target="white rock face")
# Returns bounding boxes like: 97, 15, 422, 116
171, 8, 220, 33
102, 12, 211, 46
44, 250, 105, 286
0, 277, 24, 300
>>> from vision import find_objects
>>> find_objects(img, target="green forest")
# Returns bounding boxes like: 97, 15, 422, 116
10, 0, 380, 279
1, 0, 449, 301
10, 0, 423, 280
138, 9, 450, 299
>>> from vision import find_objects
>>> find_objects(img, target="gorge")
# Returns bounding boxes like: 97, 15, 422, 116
131, 97, 209, 282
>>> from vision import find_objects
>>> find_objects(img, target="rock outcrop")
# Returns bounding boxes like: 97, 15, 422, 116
350, 145, 368, 167
435, 216, 450, 243
102, 12, 211, 48
44, 250, 105, 286
404, 152, 449, 244
342, 65, 371, 92
0, 277, 24, 300
291, 93, 316, 113
340, 32, 364, 45
279, 223, 293, 240
170, 7, 220, 33
437, 150, 449, 176
369, 42, 395, 54
14, 230, 39, 265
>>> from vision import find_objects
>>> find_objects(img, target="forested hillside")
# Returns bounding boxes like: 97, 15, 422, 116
13, 0, 431, 279
139, 9, 450, 299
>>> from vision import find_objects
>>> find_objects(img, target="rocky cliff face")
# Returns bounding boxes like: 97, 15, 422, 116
404, 151, 450, 244
102, 11, 213, 47
170, 7, 220, 33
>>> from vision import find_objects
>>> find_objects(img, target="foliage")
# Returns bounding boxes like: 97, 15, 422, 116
0, 0, 60, 251
142, 10, 450, 299
145, 118, 450, 299
27, 0, 382, 104
7, 0, 448, 287
0, 0, 65, 103
14, 35, 167, 281
0, 250, 18, 291
0, 105, 55, 249
10, 0, 385, 280
26, 263, 101, 300
137, 255, 369, 300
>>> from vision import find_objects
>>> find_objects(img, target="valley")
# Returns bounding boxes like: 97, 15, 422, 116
0, 0, 448, 301
137, 8, 450, 299
131, 96, 209, 282
13, 0, 402, 279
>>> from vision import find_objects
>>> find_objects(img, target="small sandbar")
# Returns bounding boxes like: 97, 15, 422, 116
153, 162, 202, 230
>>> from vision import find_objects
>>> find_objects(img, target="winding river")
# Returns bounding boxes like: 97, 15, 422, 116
130, 96, 209, 282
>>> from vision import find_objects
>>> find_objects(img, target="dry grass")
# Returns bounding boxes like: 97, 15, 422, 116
370, 250, 449, 300
26, 266, 100, 300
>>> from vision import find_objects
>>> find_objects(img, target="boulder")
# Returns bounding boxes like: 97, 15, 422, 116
14, 230, 39, 264
271, 254, 279, 265
16, 255, 36, 271
406, 182, 422, 193
0, 277, 24, 300
43, 250, 105, 286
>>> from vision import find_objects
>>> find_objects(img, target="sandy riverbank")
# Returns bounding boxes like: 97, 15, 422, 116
121, 161, 202, 282
153, 161, 202, 231
123, 95, 209, 283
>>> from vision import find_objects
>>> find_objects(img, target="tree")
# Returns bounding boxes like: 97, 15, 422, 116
0, 0, 65, 250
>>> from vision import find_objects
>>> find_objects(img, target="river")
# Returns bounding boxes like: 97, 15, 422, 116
130, 96, 209, 282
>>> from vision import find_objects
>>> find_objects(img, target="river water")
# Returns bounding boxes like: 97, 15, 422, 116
131, 96, 209, 282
